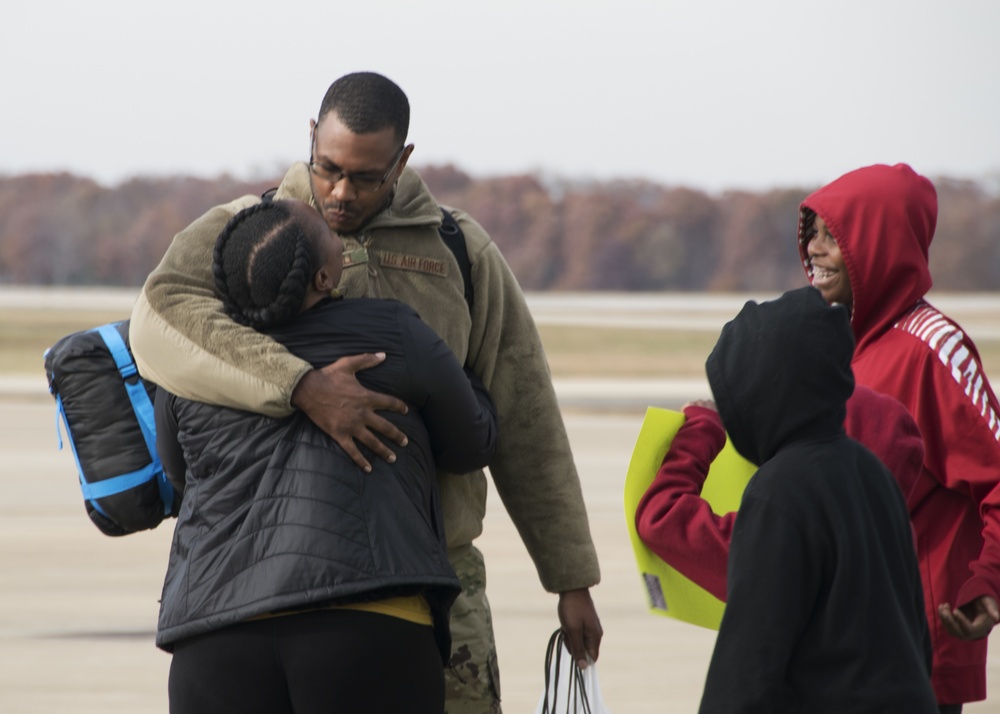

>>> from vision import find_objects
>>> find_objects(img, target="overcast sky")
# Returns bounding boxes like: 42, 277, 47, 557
4, 0, 998, 193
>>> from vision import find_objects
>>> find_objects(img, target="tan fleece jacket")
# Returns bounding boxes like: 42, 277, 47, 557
130, 164, 600, 593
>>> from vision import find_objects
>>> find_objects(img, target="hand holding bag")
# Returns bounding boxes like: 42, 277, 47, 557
534, 629, 611, 714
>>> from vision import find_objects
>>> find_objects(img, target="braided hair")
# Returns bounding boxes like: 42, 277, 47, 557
212, 201, 323, 330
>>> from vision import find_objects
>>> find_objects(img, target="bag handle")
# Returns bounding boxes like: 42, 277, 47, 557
541, 629, 592, 714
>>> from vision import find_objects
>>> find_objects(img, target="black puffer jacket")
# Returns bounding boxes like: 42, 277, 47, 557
154, 297, 498, 661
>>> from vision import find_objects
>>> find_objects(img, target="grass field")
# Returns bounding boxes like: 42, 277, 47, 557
0, 303, 723, 379
1, 307, 138, 375
4, 292, 999, 382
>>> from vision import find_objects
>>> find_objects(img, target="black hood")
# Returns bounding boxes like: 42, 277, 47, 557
706, 287, 854, 466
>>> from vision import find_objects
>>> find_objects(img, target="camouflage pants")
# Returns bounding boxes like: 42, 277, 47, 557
444, 544, 502, 714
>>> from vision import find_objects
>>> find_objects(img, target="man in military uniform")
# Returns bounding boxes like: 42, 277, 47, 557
130, 72, 602, 713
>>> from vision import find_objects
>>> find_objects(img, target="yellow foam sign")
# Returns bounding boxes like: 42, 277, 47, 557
623, 407, 756, 630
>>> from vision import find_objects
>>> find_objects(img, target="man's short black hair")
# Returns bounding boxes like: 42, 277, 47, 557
318, 72, 409, 144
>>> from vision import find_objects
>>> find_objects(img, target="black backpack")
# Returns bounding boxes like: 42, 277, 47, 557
44, 320, 177, 536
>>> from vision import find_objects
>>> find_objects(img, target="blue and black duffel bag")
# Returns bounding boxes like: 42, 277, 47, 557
44, 320, 176, 536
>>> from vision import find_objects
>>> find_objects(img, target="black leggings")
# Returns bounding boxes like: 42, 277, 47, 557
168, 609, 444, 714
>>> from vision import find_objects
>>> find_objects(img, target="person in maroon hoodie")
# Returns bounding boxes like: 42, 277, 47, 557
797, 163, 1000, 712
635, 382, 925, 600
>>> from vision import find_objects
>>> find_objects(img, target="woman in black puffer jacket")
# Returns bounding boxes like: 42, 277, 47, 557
154, 199, 498, 714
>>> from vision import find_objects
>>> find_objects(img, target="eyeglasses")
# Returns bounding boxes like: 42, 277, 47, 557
308, 138, 407, 193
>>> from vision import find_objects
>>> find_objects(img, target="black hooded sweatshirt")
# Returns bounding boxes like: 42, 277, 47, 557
698, 287, 935, 713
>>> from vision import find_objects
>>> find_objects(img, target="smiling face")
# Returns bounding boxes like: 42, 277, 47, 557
807, 215, 853, 313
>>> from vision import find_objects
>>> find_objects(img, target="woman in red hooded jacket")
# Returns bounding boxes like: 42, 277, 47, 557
798, 163, 1000, 712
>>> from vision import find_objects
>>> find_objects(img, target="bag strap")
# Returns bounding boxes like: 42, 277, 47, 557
97, 324, 157, 456
541, 629, 592, 714
438, 207, 474, 312
93, 324, 173, 515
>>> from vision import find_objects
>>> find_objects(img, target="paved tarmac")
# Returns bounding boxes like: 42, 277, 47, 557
4, 390, 1000, 712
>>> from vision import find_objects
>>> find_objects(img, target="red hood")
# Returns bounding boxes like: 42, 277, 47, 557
797, 163, 937, 355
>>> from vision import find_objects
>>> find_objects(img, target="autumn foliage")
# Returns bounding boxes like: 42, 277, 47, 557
1, 167, 997, 291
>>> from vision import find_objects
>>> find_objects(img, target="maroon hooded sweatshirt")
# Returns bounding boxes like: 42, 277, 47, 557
798, 162, 1000, 705
635, 384, 924, 601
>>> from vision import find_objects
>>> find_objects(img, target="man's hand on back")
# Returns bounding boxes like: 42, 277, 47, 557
291, 353, 409, 473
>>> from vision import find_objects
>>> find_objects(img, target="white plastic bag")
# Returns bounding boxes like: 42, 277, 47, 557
534, 629, 611, 714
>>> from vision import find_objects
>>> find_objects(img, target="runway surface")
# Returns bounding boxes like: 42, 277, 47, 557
4, 394, 1000, 712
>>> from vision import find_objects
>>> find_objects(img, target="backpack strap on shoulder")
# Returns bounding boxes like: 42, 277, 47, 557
438, 207, 474, 311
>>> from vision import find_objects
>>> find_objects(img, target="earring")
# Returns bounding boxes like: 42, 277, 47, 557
330, 287, 343, 299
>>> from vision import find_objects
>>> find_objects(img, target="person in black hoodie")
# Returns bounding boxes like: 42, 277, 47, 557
697, 286, 936, 713
154, 199, 498, 714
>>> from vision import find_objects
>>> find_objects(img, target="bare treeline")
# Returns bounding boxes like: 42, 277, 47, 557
2, 167, 997, 291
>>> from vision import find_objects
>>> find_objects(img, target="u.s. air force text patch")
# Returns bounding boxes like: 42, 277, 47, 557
377, 251, 449, 277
